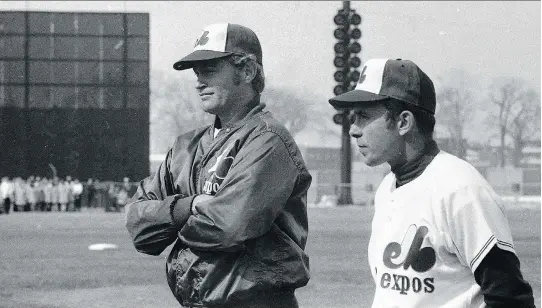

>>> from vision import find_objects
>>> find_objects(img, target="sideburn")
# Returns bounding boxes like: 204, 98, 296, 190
385, 111, 398, 130
232, 71, 242, 86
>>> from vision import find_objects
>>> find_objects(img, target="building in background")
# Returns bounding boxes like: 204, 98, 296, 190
298, 139, 540, 206
0, 11, 149, 181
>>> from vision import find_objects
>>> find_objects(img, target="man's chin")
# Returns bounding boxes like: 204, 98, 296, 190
201, 102, 219, 114
361, 156, 383, 167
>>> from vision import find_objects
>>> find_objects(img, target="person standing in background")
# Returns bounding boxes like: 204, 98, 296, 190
0, 177, 14, 214
65, 176, 74, 211
25, 177, 37, 211
35, 177, 45, 211
122, 177, 137, 198
115, 184, 129, 212
84, 178, 95, 209
106, 183, 118, 212
43, 178, 53, 212
51, 177, 60, 211
57, 179, 71, 212
13, 177, 26, 212
71, 178, 83, 212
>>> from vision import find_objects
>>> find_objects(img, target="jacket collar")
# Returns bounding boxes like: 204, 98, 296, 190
211, 96, 266, 134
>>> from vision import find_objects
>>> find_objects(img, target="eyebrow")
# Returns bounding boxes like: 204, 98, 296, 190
194, 60, 221, 71
197, 64, 217, 70
353, 110, 370, 116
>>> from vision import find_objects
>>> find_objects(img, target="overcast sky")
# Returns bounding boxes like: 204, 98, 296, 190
1, 1, 540, 147
2, 1, 540, 96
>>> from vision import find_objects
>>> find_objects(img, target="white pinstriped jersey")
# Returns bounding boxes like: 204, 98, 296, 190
368, 151, 515, 308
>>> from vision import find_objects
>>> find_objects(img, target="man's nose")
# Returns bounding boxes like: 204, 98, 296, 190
195, 79, 206, 91
349, 124, 362, 139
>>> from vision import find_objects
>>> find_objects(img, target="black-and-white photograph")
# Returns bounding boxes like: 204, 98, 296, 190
0, 1, 540, 308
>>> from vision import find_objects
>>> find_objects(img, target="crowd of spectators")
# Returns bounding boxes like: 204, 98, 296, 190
0, 175, 137, 214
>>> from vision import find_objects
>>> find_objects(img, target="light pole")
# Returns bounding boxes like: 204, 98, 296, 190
332, 1, 362, 205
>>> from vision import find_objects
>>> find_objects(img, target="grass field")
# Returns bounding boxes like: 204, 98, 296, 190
0, 207, 539, 308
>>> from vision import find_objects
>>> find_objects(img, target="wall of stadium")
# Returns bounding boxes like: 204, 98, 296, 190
0, 11, 149, 181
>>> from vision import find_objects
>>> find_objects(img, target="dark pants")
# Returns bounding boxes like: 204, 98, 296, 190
183, 290, 299, 308
74, 196, 82, 211
3, 198, 10, 214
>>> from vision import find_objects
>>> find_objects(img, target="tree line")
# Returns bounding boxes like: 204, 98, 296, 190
150, 69, 540, 168
436, 69, 540, 167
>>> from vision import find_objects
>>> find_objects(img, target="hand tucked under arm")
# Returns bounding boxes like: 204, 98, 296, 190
170, 194, 214, 229
191, 194, 214, 214
170, 194, 200, 229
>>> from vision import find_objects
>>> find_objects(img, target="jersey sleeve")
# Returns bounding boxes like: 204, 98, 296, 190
445, 184, 515, 272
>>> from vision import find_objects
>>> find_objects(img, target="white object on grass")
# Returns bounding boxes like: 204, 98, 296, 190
88, 243, 118, 251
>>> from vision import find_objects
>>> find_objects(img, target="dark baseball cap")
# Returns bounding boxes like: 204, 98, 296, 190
329, 58, 436, 114
173, 23, 263, 71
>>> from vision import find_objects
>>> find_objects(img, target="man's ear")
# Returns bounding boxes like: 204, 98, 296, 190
397, 110, 415, 136
242, 61, 257, 84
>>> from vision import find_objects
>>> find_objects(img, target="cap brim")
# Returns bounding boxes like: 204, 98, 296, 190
329, 89, 389, 109
173, 50, 234, 70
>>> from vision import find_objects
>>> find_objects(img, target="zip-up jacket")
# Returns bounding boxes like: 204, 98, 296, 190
125, 103, 312, 307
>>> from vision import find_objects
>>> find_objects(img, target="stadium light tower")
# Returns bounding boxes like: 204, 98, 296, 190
332, 1, 362, 205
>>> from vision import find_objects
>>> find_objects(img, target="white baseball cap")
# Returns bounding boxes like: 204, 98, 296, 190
329, 58, 436, 114
173, 23, 263, 71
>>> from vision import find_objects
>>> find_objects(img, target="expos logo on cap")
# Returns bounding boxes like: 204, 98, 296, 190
173, 23, 263, 71
329, 58, 436, 115
193, 23, 229, 52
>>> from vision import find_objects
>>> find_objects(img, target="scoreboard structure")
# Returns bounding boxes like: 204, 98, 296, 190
0, 11, 150, 181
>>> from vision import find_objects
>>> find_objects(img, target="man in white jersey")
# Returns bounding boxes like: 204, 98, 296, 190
329, 58, 534, 308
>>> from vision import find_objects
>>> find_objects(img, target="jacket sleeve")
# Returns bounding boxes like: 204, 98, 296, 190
178, 131, 300, 252
125, 147, 194, 256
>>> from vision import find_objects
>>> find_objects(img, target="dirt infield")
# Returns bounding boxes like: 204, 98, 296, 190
0, 207, 539, 308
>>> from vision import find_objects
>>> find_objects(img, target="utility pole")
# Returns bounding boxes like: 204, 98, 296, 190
332, 1, 362, 205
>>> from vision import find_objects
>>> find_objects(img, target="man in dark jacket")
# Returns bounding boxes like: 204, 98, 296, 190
125, 23, 312, 308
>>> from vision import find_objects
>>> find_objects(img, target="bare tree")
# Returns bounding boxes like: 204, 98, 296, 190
488, 78, 540, 167
262, 87, 342, 146
261, 87, 311, 137
151, 72, 212, 134
435, 70, 476, 159
507, 87, 540, 166
149, 71, 212, 153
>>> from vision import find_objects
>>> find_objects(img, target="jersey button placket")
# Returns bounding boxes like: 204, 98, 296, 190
387, 198, 395, 222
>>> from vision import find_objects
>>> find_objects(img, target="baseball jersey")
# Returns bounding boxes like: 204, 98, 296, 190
368, 151, 515, 308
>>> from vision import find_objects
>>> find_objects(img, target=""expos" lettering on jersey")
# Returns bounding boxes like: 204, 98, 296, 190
378, 224, 437, 295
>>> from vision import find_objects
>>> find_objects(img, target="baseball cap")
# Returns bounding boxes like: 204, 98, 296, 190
173, 23, 263, 71
329, 58, 436, 114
